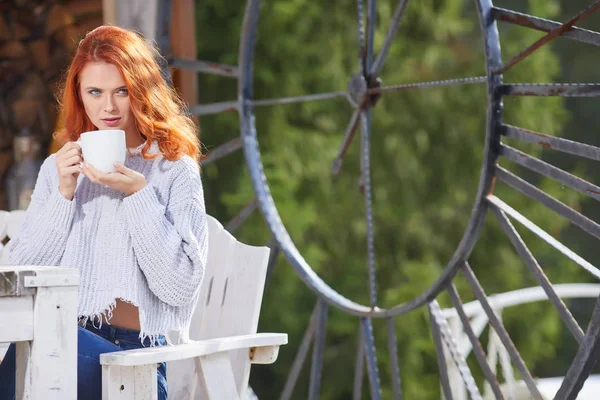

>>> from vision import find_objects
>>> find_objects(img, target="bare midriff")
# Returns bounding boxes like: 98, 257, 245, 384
102, 299, 141, 331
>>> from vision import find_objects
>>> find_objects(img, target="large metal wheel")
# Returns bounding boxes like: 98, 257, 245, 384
161, 0, 600, 398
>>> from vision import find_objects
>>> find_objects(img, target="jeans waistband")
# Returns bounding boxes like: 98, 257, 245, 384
81, 319, 166, 348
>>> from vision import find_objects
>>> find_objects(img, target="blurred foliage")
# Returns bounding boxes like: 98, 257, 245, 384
190, 0, 599, 398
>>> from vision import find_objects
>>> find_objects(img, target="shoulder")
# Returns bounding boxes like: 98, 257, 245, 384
154, 154, 200, 179
40, 154, 58, 177
151, 154, 202, 193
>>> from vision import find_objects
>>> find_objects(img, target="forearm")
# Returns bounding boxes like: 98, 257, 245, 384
8, 189, 77, 266
123, 185, 207, 306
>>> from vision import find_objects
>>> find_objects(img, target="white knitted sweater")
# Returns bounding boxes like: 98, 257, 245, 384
8, 141, 208, 343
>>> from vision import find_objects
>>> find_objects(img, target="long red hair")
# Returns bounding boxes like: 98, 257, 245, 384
53, 25, 200, 162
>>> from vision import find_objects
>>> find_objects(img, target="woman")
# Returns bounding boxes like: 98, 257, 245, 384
0, 25, 208, 400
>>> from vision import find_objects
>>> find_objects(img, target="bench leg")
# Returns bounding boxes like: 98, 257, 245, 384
196, 352, 240, 400
102, 364, 157, 400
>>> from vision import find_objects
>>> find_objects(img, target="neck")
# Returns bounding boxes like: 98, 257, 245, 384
125, 128, 146, 151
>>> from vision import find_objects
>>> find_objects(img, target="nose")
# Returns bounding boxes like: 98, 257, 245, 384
103, 95, 116, 113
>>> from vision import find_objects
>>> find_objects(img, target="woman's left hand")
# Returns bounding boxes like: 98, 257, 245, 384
82, 162, 147, 196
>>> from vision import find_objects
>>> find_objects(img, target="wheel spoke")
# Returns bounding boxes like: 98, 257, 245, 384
279, 304, 318, 400
332, 109, 361, 176
502, 124, 600, 161
490, 204, 585, 342
446, 285, 505, 400
493, 168, 600, 248
360, 318, 382, 400
225, 197, 258, 233
265, 236, 280, 285
169, 57, 239, 78
249, 91, 347, 107
201, 137, 242, 165
428, 303, 456, 400
353, 325, 366, 400
356, 0, 367, 74
461, 262, 543, 399
365, 0, 376, 74
386, 318, 403, 400
499, 144, 600, 202
360, 110, 377, 307
502, 83, 600, 97
555, 295, 600, 399
190, 100, 238, 116
492, 7, 600, 47
493, 1, 600, 75
308, 301, 328, 400
368, 76, 487, 95
370, 0, 410, 77
428, 300, 482, 400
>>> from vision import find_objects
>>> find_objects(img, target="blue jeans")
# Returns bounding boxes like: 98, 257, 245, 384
0, 321, 167, 400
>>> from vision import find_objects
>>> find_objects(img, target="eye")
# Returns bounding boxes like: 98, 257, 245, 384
117, 88, 129, 95
88, 89, 100, 96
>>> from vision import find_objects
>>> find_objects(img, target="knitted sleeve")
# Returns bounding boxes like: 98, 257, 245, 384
122, 157, 208, 307
8, 155, 77, 266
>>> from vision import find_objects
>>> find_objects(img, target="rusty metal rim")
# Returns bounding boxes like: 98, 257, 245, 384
236, 0, 501, 318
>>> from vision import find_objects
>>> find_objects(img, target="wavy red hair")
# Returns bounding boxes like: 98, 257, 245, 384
53, 25, 201, 162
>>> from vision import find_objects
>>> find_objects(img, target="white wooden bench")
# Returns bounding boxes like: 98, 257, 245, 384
0, 210, 27, 361
1, 210, 287, 399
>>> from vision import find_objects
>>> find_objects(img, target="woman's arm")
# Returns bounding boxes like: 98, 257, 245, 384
8, 156, 77, 266
122, 159, 208, 307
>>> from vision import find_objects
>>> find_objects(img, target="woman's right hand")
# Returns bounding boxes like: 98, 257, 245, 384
56, 141, 83, 200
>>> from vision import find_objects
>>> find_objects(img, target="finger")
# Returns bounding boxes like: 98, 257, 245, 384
62, 141, 81, 153
62, 154, 83, 167
64, 165, 82, 175
81, 163, 99, 183
85, 163, 110, 184
113, 162, 134, 177
99, 174, 124, 187
57, 147, 81, 162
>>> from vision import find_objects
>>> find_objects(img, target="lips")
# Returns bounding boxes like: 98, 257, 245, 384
102, 117, 121, 127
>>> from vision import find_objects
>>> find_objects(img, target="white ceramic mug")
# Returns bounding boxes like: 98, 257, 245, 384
76, 130, 127, 173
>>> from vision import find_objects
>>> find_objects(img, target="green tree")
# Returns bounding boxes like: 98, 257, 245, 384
194, 1, 585, 398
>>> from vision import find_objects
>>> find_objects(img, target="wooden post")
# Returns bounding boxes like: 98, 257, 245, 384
170, 0, 199, 109
102, 0, 199, 119
102, 0, 158, 41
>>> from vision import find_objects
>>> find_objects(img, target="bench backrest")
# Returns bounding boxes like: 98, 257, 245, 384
167, 215, 272, 399
0, 210, 25, 265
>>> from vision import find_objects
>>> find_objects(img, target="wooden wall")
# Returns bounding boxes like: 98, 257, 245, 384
1, 0, 197, 209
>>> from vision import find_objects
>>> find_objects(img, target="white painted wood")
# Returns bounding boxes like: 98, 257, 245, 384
250, 345, 280, 365
0, 210, 8, 240
100, 333, 287, 366
0, 246, 8, 266
102, 365, 157, 400
0, 296, 34, 342
101, 215, 287, 399
24, 274, 80, 287
6, 210, 25, 239
29, 284, 78, 399
167, 216, 274, 399
198, 352, 240, 400
0, 266, 79, 399
0, 210, 25, 265
0, 344, 8, 361
441, 284, 600, 400
15, 341, 31, 399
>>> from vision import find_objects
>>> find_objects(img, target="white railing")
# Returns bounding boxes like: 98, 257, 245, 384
440, 283, 600, 400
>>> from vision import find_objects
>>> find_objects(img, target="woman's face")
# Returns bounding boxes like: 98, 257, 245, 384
79, 61, 136, 135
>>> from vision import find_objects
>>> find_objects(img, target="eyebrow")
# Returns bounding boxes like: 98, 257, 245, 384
83, 86, 128, 91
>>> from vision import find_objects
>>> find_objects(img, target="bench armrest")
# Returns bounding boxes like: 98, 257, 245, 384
99, 332, 287, 366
